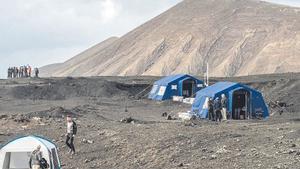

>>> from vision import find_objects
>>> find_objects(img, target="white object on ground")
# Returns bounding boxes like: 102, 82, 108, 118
178, 111, 196, 121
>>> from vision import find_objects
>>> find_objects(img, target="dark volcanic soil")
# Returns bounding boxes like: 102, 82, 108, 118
0, 73, 299, 169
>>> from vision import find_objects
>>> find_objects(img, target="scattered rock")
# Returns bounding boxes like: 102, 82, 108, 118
82, 139, 94, 144
87, 140, 94, 144
201, 156, 207, 160
162, 112, 168, 117
216, 146, 230, 154
274, 164, 282, 169
120, 117, 134, 123
0, 115, 8, 119
210, 154, 217, 160
177, 163, 184, 167
288, 149, 296, 154
14, 114, 30, 123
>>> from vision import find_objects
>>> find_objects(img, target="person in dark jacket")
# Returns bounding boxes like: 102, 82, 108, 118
214, 97, 222, 122
208, 97, 215, 121
34, 68, 39, 78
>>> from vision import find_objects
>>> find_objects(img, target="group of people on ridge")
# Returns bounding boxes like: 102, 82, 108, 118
208, 94, 228, 122
7, 65, 39, 79
29, 115, 77, 169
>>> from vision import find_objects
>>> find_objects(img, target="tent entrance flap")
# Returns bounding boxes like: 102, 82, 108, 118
232, 89, 250, 120
182, 79, 195, 98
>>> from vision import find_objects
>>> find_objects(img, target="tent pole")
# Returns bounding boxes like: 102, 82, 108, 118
206, 62, 209, 86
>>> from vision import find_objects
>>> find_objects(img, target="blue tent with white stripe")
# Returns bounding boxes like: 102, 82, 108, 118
192, 82, 269, 119
148, 74, 204, 101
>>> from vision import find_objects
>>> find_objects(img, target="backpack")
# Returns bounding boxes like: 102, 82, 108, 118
40, 158, 49, 169
72, 120, 77, 135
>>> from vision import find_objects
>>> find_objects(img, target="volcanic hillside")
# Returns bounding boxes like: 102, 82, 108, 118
41, 0, 300, 77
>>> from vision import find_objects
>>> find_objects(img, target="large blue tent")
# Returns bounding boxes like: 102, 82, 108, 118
192, 82, 269, 119
148, 74, 204, 101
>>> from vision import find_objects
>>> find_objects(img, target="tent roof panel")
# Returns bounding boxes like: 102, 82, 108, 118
154, 74, 187, 86
0, 135, 56, 150
195, 82, 261, 97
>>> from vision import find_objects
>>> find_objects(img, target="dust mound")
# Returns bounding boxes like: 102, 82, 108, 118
10, 78, 149, 100
27, 107, 79, 119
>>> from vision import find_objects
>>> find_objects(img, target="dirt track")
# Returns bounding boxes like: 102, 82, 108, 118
0, 73, 299, 169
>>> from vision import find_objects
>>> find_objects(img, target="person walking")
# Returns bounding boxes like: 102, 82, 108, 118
29, 145, 42, 169
66, 115, 77, 155
221, 94, 228, 121
214, 97, 222, 122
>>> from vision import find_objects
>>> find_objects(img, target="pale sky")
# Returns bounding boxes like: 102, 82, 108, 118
0, 0, 299, 78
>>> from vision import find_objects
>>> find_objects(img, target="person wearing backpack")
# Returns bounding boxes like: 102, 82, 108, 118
29, 145, 42, 169
66, 115, 77, 155
214, 97, 222, 122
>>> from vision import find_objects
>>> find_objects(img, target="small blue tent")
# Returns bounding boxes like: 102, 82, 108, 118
148, 74, 204, 101
192, 82, 269, 119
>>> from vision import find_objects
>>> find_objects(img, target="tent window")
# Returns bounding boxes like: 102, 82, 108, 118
150, 85, 158, 94
171, 85, 177, 90
9, 152, 31, 169
52, 148, 60, 169
157, 86, 166, 96
197, 84, 203, 88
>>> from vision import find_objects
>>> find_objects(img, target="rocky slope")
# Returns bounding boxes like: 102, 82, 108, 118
41, 0, 300, 77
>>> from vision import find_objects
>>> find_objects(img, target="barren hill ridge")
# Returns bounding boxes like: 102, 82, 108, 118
41, 0, 300, 77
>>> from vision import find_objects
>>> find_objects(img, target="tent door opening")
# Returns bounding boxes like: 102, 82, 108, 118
232, 89, 250, 120
182, 79, 195, 98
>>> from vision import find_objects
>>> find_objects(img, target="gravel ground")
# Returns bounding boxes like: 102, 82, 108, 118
0, 73, 299, 169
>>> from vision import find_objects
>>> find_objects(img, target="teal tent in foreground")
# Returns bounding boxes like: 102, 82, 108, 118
0, 135, 62, 169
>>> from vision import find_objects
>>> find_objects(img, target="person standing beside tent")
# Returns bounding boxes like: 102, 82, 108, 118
66, 115, 77, 155
208, 97, 215, 121
214, 97, 222, 122
221, 94, 228, 121
29, 145, 42, 169
24, 66, 28, 77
